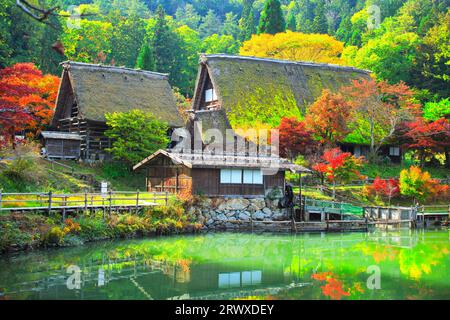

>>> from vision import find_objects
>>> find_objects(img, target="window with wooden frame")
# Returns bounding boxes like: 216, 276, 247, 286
205, 88, 217, 103
220, 169, 263, 185
389, 146, 400, 156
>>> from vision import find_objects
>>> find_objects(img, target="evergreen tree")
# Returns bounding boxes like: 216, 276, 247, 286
111, 13, 147, 68
223, 12, 240, 40
258, 0, 286, 35
175, 4, 201, 29
311, 1, 328, 34
239, 0, 256, 41
135, 42, 155, 71
198, 10, 222, 38
152, 5, 185, 91
39, 16, 64, 75
287, 11, 297, 31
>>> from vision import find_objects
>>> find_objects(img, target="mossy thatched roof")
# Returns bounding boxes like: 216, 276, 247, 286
194, 54, 371, 129
52, 62, 183, 127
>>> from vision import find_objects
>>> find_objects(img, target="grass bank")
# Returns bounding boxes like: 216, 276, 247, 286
0, 145, 145, 193
0, 198, 202, 254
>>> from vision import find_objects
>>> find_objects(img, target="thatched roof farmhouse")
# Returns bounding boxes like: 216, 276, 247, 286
51, 62, 183, 161
191, 54, 371, 132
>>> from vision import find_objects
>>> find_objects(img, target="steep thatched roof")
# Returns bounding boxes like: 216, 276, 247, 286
133, 149, 311, 173
52, 62, 183, 127
192, 54, 371, 129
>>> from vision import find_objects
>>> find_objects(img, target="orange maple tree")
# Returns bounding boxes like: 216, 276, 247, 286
0, 63, 59, 147
304, 89, 353, 146
342, 78, 420, 159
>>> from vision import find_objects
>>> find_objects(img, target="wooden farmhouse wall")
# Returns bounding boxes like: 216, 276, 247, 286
145, 156, 192, 193
44, 138, 81, 160
191, 169, 285, 196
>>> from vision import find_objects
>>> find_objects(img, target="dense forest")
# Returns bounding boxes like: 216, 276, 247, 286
1, 0, 449, 101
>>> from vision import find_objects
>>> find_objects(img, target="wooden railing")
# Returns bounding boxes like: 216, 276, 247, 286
302, 197, 364, 217
417, 205, 450, 216
0, 191, 170, 216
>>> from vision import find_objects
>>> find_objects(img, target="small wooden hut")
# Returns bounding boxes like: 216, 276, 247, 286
40, 131, 82, 160
51, 61, 183, 162
133, 149, 310, 197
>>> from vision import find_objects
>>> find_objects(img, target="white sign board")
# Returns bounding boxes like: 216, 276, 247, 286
101, 182, 108, 197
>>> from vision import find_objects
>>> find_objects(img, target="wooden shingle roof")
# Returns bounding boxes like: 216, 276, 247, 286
133, 149, 311, 173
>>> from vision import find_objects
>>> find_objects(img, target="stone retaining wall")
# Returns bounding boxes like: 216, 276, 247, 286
188, 197, 290, 231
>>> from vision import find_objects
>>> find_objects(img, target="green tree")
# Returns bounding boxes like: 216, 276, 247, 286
258, 0, 286, 35
175, 4, 201, 29
345, 31, 420, 84
135, 42, 155, 71
152, 5, 187, 93
110, 14, 147, 68
286, 10, 297, 31
175, 25, 202, 97
310, 0, 328, 34
105, 110, 169, 165
202, 34, 240, 54
423, 98, 450, 121
199, 9, 222, 38
239, 0, 256, 41
0, 0, 12, 67
415, 11, 450, 98
223, 12, 241, 40
61, 19, 113, 63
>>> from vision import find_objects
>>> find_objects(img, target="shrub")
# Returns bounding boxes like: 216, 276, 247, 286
43, 227, 65, 245
102, 162, 130, 179
63, 218, 81, 234
0, 220, 34, 252
76, 217, 112, 240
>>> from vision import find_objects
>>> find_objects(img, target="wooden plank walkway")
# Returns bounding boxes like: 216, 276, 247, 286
0, 191, 170, 215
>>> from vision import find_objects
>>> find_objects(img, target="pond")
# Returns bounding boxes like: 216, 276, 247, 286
0, 229, 449, 300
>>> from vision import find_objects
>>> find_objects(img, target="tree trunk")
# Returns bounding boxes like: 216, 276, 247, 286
9, 127, 16, 150
332, 180, 336, 200
445, 149, 450, 169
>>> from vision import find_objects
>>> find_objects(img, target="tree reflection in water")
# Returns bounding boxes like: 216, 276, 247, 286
0, 230, 448, 300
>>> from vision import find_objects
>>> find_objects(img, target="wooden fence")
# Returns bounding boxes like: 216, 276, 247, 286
0, 191, 170, 219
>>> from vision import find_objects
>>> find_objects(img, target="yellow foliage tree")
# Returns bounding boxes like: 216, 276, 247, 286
240, 31, 345, 65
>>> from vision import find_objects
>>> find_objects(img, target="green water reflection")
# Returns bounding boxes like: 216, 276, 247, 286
0, 229, 449, 300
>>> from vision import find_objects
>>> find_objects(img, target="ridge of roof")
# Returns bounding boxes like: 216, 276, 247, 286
60, 61, 169, 80
201, 54, 371, 75
133, 149, 312, 173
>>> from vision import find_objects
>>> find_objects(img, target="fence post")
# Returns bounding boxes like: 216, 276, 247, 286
109, 190, 112, 217
165, 192, 169, 206
84, 191, 88, 215
136, 190, 140, 214
48, 191, 52, 214
62, 196, 67, 222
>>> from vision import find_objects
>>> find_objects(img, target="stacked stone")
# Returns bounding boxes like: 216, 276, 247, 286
189, 197, 289, 231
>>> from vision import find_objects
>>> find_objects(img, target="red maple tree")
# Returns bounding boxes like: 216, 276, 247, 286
366, 177, 400, 205
402, 117, 450, 167
313, 148, 365, 198
275, 117, 317, 159
0, 63, 59, 147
